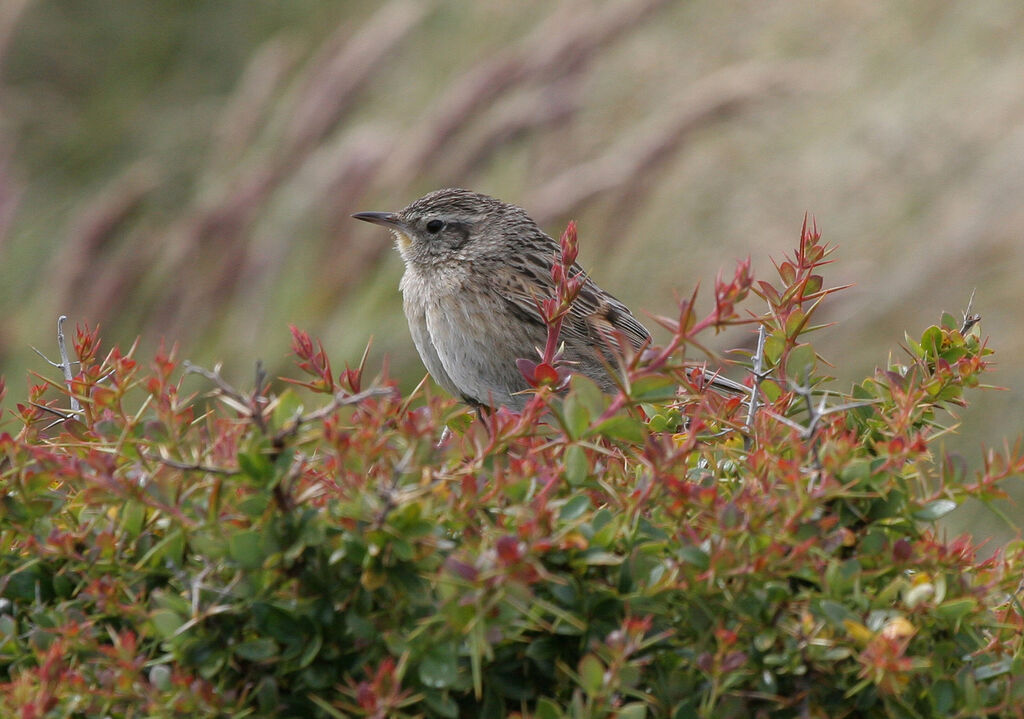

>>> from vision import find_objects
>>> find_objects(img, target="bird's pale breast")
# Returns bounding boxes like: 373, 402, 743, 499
400, 264, 538, 409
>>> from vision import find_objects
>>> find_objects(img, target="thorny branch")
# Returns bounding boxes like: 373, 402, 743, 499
184, 360, 391, 442
30, 315, 83, 417
55, 316, 81, 413
147, 455, 239, 476
960, 288, 981, 335
181, 361, 391, 505
743, 323, 769, 448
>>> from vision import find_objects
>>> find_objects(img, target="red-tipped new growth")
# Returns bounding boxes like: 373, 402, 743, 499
288, 325, 335, 393
519, 221, 586, 389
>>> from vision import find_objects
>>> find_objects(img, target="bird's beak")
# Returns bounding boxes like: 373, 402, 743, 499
353, 210, 414, 250
352, 211, 403, 229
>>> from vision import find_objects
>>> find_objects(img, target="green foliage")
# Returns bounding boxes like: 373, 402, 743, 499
1, 224, 1022, 718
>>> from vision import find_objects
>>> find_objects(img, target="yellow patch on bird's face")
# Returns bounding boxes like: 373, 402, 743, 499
393, 229, 413, 251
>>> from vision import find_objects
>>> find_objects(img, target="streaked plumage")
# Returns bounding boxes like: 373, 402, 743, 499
353, 188, 650, 411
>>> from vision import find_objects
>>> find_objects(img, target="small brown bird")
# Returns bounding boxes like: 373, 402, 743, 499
353, 188, 650, 411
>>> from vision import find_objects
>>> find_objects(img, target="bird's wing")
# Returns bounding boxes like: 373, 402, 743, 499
568, 277, 651, 351
500, 251, 651, 355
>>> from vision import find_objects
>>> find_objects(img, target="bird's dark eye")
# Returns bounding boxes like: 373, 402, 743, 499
425, 219, 445, 234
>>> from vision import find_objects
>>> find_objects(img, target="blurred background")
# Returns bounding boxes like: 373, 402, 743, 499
1, 0, 1022, 542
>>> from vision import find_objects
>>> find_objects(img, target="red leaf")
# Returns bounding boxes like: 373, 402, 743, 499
496, 535, 523, 563
444, 557, 479, 582
534, 363, 560, 385
778, 261, 796, 285
893, 539, 912, 561
516, 358, 538, 386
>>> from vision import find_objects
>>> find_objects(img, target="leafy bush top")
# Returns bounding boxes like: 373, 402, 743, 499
1, 221, 1022, 719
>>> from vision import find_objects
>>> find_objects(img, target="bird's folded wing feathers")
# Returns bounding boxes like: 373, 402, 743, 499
498, 255, 651, 353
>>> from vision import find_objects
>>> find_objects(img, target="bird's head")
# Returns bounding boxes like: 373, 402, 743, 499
353, 188, 541, 267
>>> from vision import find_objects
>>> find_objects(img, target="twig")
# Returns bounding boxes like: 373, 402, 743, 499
437, 425, 454, 448
184, 361, 250, 407
960, 288, 981, 334
186, 361, 263, 435
372, 447, 415, 529
281, 386, 393, 429
743, 324, 769, 447
145, 454, 238, 476
771, 381, 877, 492
28, 402, 74, 420
56, 316, 82, 414
28, 402, 78, 432
186, 359, 391, 439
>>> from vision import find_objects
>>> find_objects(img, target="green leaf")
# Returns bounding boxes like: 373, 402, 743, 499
308, 694, 349, 719
785, 343, 816, 380
913, 499, 957, 521
239, 494, 271, 517
934, 598, 976, 622
754, 631, 777, 652
592, 415, 646, 443
149, 664, 172, 691
816, 599, 857, 627
234, 638, 278, 662
150, 608, 185, 639
785, 308, 806, 338
931, 679, 955, 714
618, 703, 648, 719
560, 494, 591, 521
229, 529, 266, 569
564, 445, 589, 486
534, 698, 562, 719
848, 383, 876, 422
63, 419, 91, 441
578, 654, 604, 696
975, 658, 1012, 680
920, 325, 943, 359
764, 332, 785, 365
630, 375, 678, 402
940, 311, 958, 330
255, 678, 280, 715
138, 528, 188, 567
271, 388, 305, 428
647, 413, 668, 432
591, 511, 617, 547
859, 530, 886, 555
120, 500, 146, 537
419, 642, 458, 688
569, 374, 607, 417
445, 411, 474, 435
297, 632, 323, 669
562, 393, 591, 439
423, 691, 460, 718
254, 603, 305, 645
761, 379, 782, 402
345, 612, 376, 641
580, 550, 622, 566
0, 615, 18, 653
678, 545, 710, 571
238, 446, 273, 484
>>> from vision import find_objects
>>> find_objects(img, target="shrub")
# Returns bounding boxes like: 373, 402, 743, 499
1, 221, 1021, 718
